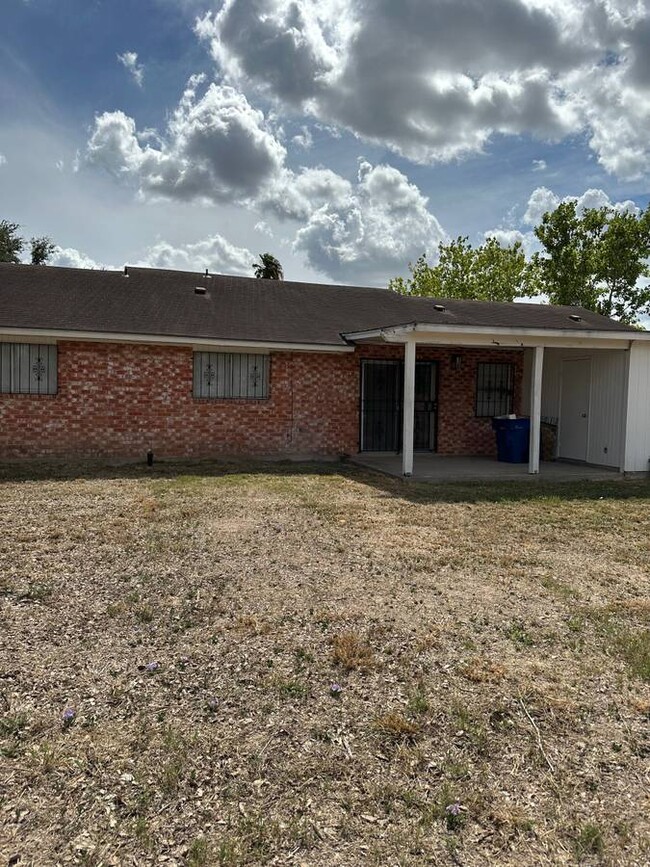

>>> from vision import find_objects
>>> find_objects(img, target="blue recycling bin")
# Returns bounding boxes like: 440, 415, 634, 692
491, 416, 530, 463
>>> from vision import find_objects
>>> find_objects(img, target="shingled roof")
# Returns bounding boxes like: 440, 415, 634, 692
0, 263, 642, 346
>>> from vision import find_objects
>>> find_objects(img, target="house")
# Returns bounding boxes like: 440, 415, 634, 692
1, 262, 649, 475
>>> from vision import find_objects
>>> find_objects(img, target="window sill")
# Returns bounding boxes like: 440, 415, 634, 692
0, 392, 58, 398
192, 396, 270, 403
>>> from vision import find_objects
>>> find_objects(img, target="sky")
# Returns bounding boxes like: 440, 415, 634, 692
1, 0, 649, 287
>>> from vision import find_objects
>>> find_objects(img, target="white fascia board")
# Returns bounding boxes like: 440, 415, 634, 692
345, 322, 642, 350
386, 322, 646, 342
0, 327, 354, 354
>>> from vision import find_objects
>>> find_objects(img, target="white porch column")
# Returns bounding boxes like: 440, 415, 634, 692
402, 338, 416, 476
529, 345, 544, 474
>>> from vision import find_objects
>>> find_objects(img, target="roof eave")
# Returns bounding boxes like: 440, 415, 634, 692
342, 321, 647, 348
0, 326, 354, 353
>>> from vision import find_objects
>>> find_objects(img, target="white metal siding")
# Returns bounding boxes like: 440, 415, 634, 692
521, 348, 533, 413
587, 352, 626, 467
541, 351, 561, 423
541, 348, 627, 468
623, 343, 650, 473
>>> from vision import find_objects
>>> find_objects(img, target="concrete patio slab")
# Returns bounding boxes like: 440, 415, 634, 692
351, 453, 621, 482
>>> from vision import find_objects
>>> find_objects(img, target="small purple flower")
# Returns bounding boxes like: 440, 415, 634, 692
145, 661, 160, 673
444, 801, 465, 831
206, 696, 219, 712
62, 708, 76, 727
330, 683, 343, 698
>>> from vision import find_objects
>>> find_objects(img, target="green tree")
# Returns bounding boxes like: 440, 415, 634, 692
389, 236, 528, 302
0, 220, 24, 263
30, 236, 56, 266
253, 253, 283, 280
0, 221, 56, 266
532, 202, 650, 324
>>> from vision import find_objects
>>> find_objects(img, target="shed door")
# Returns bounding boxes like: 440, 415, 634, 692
559, 358, 591, 461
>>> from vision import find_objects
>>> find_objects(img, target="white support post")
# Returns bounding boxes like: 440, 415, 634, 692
402, 338, 416, 476
529, 345, 544, 474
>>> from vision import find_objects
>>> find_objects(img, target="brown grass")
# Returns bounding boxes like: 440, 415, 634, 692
374, 712, 421, 742
1, 460, 649, 866
331, 630, 374, 671
460, 657, 507, 683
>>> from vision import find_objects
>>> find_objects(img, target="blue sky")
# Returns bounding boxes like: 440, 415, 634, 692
1, 0, 649, 285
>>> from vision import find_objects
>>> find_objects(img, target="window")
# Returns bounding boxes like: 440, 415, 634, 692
193, 352, 269, 399
475, 362, 514, 417
0, 343, 57, 395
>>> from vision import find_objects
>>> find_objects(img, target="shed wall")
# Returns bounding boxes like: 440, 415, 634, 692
541, 348, 628, 468
623, 342, 650, 473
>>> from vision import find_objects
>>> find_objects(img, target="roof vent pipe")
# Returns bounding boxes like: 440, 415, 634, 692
194, 286, 207, 295
433, 303, 446, 312
124, 265, 129, 277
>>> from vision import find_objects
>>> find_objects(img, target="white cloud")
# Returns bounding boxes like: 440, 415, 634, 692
263, 166, 353, 220
523, 186, 560, 225
136, 234, 253, 274
292, 125, 313, 149
293, 159, 446, 283
50, 246, 107, 270
87, 79, 288, 205
254, 220, 274, 237
117, 51, 145, 87
484, 228, 539, 257
84, 75, 449, 283
532, 159, 547, 171
523, 185, 640, 225
0, 153, 7, 166
196, 0, 650, 179
48, 234, 253, 276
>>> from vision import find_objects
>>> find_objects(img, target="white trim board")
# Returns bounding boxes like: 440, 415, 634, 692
0, 328, 354, 354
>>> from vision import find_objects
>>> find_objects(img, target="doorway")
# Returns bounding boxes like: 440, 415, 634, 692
559, 358, 591, 461
360, 360, 438, 452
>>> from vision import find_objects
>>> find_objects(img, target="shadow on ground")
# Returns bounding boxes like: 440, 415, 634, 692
1, 457, 648, 505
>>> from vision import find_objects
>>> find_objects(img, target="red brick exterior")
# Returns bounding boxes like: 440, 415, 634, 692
0, 340, 523, 460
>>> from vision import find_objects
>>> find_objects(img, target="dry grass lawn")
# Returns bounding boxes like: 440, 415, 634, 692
1, 461, 649, 866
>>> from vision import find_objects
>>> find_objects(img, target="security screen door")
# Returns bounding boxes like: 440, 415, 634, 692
360, 360, 438, 452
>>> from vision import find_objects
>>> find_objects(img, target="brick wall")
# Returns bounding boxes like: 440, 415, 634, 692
358, 344, 524, 456
0, 340, 523, 460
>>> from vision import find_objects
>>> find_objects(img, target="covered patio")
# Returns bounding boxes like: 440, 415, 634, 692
345, 317, 650, 478
352, 453, 620, 482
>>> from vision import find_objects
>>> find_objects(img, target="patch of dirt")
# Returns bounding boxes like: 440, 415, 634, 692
1, 460, 649, 866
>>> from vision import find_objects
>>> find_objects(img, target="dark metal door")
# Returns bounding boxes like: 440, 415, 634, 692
360, 360, 402, 451
414, 362, 438, 451
360, 360, 438, 452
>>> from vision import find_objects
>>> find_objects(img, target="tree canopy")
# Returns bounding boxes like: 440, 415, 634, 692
531, 202, 650, 324
0, 220, 56, 266
30, 236, 57, 266
253, 253, 283, 280
389, 236, 529, 303
390, 203, 650, 324
0, 221, 24, 264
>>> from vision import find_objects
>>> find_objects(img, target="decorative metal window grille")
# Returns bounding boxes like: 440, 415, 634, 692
193, 352, 269, 399
0, 343, 57, 394
475, 362, 514, 417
